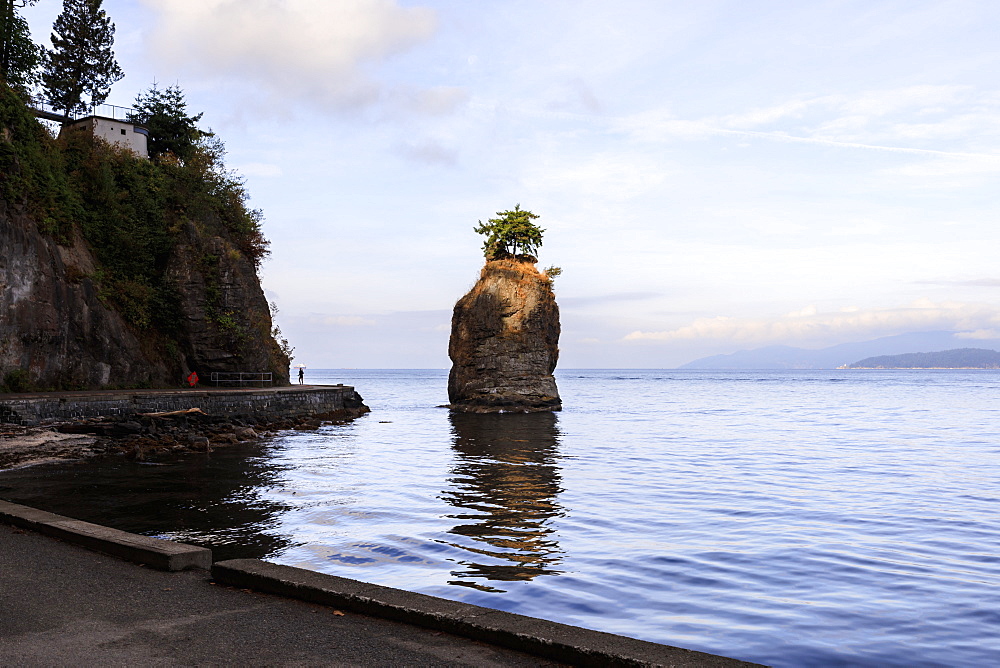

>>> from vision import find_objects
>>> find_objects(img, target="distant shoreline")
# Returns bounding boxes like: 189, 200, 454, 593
837, 366, 1000, 370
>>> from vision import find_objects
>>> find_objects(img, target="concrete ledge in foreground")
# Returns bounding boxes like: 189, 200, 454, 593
0, 500, 211, 571
213, 558, 761, 667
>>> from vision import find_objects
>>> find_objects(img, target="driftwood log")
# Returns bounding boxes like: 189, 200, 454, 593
139, 408, 207, 418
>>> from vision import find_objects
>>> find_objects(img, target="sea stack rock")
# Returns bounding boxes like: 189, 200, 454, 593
448, 257, 561, 412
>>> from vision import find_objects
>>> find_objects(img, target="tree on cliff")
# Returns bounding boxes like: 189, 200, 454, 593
474, 204, 545, 259
41, 0, 123, 120
128, 83, 213, 163
0, 0, 41, 94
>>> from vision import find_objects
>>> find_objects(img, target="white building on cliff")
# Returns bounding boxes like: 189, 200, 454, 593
31, 103, 149, 158
61, 115, 149, 158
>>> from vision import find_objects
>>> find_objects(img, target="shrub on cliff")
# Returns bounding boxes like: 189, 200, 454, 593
0, 85, 78, 241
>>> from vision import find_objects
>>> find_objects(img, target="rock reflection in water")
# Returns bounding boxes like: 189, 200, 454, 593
442, 411, 565, 591
0, 441, 295, 560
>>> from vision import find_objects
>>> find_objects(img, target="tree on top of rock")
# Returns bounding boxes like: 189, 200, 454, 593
41, 0, 123, 120
473, 204, 544, 260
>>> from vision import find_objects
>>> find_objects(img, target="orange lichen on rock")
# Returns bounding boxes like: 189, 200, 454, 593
448, 257, 561, 412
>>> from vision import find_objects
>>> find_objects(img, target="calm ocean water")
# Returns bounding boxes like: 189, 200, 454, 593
1, 369, 999, 666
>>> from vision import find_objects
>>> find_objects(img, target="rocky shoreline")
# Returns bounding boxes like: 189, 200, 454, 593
0, 407, 368, 471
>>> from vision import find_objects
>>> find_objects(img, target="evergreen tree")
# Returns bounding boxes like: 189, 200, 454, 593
0, 0, 41, 95
474, 204, 545, 259
128, 83, 213, 162
41, 0, 123, 120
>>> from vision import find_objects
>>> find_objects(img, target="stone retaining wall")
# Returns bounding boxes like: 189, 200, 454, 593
0, 386, 366, 425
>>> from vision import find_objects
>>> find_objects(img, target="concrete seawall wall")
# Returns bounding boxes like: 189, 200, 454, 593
0, 386, 366, 425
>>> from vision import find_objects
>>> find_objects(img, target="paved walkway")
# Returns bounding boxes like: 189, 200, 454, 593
0, 525, 560, 666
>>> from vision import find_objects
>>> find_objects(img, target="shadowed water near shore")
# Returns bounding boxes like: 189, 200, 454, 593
0, 441, 296, 560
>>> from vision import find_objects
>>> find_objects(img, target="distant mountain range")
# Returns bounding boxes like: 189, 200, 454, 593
847, 348, 1000, 369
679, 331, 1000, 369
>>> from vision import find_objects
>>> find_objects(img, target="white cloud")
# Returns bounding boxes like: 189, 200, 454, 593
786, 305, 817, 318
956, 329, 1000, 340
311, 315, 376, 327
141, 0, 436, 109
238, 162, 283, 177
890, 156, 1000, 177
614, 85, 1000, 163
721, 99, 813, 129
836, 85, 968, 118
389, 86, 468, 116
624, 301, 1000, 345
523, 154, 671, 201
397, 139, 457, 165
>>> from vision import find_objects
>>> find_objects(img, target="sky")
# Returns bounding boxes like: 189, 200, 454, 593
21, 0, 1000, 368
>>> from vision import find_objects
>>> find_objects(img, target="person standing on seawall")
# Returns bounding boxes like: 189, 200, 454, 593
298, 367, 304, 384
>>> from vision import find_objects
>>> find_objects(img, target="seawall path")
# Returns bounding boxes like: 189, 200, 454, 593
0, 385, 370, 469
0, 384, 368, 425
0, 501, 760, 666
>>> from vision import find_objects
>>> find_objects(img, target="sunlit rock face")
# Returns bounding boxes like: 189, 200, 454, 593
448, 257, 561, 412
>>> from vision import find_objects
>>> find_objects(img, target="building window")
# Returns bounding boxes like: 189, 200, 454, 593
121, 129, 126, 135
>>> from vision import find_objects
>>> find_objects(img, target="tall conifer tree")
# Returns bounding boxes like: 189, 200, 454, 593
129, 83, 213, 162
41, 0, 123, 120
0, 0, 41, 94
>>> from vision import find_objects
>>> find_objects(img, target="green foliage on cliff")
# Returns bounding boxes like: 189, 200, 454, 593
474, 204, 544, 260
0, 82, 270, 331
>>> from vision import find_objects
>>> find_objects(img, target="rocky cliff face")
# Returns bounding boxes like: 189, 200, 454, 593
448, 257, 561, 412
167, 222, 289, 384
1, 197, 165, 388
0, 196, 289, 389
0, 85, 288, 390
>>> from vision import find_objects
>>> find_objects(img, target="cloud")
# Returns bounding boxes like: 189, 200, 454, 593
306, 315, 376, 327
559, 291, 663, 308
141, 0, 436, 109
614, 85, 1000, 162
624, 300, 1000, 345
523, 154, 671, 200
388, 86, 468, 116
396, 139, 457, 165
786, 305, 817, 318
547, 78, 602, 114
890, 156, 1000, 177
721, 99, 814, 129
956, 329, 1000, 340
916, 278, 1000, 287
237, 162, 283, 177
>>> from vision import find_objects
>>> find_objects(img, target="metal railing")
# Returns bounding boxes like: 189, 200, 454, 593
209, 372, 273, 388
29, 96, 136, 123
